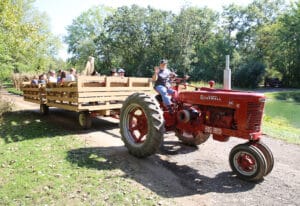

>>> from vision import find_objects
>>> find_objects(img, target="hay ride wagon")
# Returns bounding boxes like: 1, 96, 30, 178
22, 74, 274, 182
21, 76, 152, 129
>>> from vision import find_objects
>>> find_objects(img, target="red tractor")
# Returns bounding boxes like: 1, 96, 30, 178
119, 77, 274, 182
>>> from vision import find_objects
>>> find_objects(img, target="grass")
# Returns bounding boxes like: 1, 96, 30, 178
263, 91, 300, 144
0, 111, 166, 205
6, 87, 23, 96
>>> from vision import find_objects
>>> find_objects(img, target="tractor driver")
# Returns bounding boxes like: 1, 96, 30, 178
152, 59, 175, 114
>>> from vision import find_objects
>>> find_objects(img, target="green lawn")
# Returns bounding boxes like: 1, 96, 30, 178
0, 111, 165, 205
263, 91, 300, 144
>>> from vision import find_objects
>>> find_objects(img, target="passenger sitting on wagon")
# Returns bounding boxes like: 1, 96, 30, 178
48, 70, 57, 83
65, 68, 76, 81
152, 59, 175, 114
111, 68, 118, 76
118, 68, 125, 77
31, 75, 39, 85
38, 73, 47, 84
57, 71, 66, 83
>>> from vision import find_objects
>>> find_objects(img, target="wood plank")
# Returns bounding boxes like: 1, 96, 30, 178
78, 96, 126, 102
78, 103, 123, 110
77, 75, 106, 82
21, 88, 42, 92
77, 91, 151, 98
46, 102, 79, 112
23, 94, 40, 98
46, 87, 78, 92
47, 96, 78, 102
106, 76, 129, 82
129, 77, 152, 83
77, 87, 152, 92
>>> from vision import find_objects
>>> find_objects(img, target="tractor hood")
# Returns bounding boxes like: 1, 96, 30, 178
178, 87, 266, 108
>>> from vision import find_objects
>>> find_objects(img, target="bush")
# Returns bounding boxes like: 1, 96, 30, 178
234, 60, 266, 88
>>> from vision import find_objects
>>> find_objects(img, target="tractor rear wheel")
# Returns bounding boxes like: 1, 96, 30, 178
229, 143, 267, 182
120, 93, 164, 157
78, 111, 92, 129
175, 129, 210, 146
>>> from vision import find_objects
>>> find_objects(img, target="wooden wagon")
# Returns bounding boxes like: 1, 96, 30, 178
21, 76, 153, 128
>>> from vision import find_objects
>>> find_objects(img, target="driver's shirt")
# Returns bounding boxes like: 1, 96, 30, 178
155, 68, 171, 88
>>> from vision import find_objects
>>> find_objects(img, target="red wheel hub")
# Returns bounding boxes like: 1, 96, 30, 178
128, 107, 148, 143
237, 153, 256, 172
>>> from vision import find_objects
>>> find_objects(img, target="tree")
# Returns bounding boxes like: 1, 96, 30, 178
0, 0, 62, 81
95, 5, 174, 76
275, 2, 300, 87
64, 5, 113, 71
221, 0, 288, 87
170, 7, 218, 77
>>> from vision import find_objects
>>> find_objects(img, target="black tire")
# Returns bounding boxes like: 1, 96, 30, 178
78, 111, 92, 129
120, 93, 164, 157
175, 129, 210, 146
229, 143, 267, 182
40, 104, 49, 115
251, 141, 274, 176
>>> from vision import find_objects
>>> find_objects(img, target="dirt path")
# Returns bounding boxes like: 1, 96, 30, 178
1, 89, 299, 206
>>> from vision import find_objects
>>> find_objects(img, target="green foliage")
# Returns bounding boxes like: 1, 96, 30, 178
94, 5, 175, 76
62, 0, 300, 88
234, 59, 266, 88
64, 6, 114, 72
0, 0, 63, 81
6, 87, 23, 96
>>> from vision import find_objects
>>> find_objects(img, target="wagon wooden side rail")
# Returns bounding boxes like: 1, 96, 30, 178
21, 82, 46, 105
21, 76, 153, 128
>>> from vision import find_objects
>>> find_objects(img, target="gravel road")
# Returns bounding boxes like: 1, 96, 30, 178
1, 89, 300, 206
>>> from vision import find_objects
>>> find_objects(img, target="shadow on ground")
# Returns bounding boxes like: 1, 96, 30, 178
0, 108, 120, 144
1, 108, 257, 198
66, 144, 256, 198
0, 110, 74, 143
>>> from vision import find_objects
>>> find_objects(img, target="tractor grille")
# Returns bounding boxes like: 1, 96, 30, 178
246, 102, 264, 131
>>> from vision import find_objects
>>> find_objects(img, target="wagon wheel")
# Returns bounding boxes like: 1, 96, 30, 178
120, 93, 164, 157
175, 129, 210, 146
40, 104, 49, 115
229, 143, 267, 182
78, 111, 92, 129
250, 141, 274, 176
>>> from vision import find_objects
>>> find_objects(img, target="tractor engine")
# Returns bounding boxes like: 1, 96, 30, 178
175, 87, 266, 142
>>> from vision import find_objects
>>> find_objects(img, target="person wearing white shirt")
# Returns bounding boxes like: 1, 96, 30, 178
66, 68, 76, 81
48, 70, 57, 83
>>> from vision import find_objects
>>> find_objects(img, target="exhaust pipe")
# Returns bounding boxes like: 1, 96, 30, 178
223, 55, 231, 90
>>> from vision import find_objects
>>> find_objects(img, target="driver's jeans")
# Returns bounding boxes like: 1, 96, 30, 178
155, 85, 174, 106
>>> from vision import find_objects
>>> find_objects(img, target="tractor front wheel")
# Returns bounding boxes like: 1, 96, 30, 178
229, 143, 267, 182
250, 141, 274, 176
120, 93, 164, 157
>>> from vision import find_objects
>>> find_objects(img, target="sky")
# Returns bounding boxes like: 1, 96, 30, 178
34, 0, 253, 60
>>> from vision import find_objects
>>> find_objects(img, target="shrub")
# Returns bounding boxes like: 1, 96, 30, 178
234, 60, 266, 88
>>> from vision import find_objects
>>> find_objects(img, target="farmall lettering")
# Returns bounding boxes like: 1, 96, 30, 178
200, 94, 221, 101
